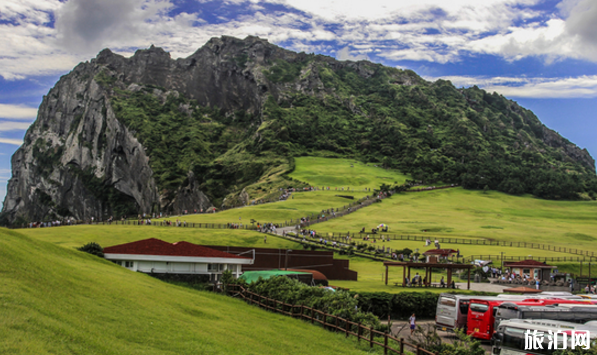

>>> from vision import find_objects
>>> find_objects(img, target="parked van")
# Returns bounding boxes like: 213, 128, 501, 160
435, 294, 495, 332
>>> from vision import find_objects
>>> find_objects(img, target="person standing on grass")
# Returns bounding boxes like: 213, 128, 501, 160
409, 313, 416, 335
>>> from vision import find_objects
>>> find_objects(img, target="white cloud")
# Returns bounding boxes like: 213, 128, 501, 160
0, 138, 23, 145
336, 47, 369, 61
0, 104, 38, 119
1, 0, 597, 82
428, 75, 597, 98
0, 121, 33, 131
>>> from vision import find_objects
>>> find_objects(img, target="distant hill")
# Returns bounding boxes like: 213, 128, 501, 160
2, 35, 596, 224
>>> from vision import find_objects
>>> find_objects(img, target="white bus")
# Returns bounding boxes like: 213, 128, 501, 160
492, 319, 597, 355
436, 294, 512, 332
494, 302, 597, 330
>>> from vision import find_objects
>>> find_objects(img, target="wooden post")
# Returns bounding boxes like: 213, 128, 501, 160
345, 318, 350, 337
427, 267, 433, 285
358, 323, 361, 342
467, 267, 471, 290
403, 266, 406, 286
384, 332, 389, 355
300, 305, 304, 319
335, 315, 339, 331
447, 268, 452, 286
385, 265, 389, 285
311, 308, 315, 324
400, 338, 404, 354
370, 326, 374, 348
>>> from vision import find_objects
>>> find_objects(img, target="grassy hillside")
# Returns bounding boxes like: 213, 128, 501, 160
0, 228, 379, 355
289, 157, 409, 189
312, 187, 597, 250
156, 190, 368, 224
19, 225, 300, 250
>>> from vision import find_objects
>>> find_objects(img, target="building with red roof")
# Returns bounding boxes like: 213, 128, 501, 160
503, 259, 556, 281
103, 238, 254, 280
423, 249, 457, 262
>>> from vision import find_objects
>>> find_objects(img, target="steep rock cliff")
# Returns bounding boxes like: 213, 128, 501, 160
2, 35, 596, 224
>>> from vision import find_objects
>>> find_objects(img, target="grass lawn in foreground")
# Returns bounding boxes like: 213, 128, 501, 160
312, 187, 597, 250
289, 157, 410, 189
157, 190, 368, 224
20, 225, 301, 250
0, 228, 380, 355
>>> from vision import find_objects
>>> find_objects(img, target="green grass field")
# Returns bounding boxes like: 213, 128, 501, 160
157, 190, 368, 224
19, 225, 301, 250
0, 228, 383, 355
289, 157, 409, 189
312, 187, 597, 250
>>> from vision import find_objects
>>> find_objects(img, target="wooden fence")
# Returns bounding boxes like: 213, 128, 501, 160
308, 232, 596, 259
462, 254, 595, 263
227, 284, 436, 355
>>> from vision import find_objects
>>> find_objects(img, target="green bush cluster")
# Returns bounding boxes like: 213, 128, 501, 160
77, 242, 104, 257
245, 276, 380, 328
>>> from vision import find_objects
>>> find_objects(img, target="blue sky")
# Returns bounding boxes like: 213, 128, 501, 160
1, 0, 597, 204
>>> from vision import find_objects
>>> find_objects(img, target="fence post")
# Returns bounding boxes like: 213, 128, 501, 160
384, 331, 388, 355
345, 318, 350, 337
370, 326, 374, 348
417, 346, 421, 355
300, 305, 304, 319
335, 315, 339, 332
311, 308, 315, 324
358, 323, 361, 342
400, 338, 404, 354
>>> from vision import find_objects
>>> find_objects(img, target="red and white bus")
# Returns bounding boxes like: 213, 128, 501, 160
467, 298, 591, 341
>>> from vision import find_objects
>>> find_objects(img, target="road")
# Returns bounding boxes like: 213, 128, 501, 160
385, 320, 492, 354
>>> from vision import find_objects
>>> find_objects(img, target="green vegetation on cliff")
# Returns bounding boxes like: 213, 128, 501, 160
105, 43, 596, 206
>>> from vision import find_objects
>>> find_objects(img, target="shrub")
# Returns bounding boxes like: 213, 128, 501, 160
77, 242, 104, 257
247, 276, 380, 328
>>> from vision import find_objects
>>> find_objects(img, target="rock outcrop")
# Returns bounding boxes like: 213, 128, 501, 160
2, 35, 595, 224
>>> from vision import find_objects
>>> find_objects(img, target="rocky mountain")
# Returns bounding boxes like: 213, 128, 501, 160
2, 35, 596, 224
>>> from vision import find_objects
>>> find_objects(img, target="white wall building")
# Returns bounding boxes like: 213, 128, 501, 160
103, 238, 254, 280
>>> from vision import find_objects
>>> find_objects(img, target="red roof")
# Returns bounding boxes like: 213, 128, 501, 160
503, 260, 554, 268
103, 238, 251, 259
503, 286, 543, 294
423, 249, 457, 255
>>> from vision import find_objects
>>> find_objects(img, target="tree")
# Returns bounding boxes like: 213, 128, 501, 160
77, 242, 104, 257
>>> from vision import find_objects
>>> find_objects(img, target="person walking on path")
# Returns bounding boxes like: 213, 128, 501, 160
409, 313, 416, 335
264, 235, 267, 244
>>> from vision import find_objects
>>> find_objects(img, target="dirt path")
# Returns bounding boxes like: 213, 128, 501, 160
384, 320, 492, 353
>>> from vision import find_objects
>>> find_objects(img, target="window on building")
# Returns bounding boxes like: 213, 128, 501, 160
125, 261, 134, 268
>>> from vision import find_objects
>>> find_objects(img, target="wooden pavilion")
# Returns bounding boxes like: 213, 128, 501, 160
383, 261, 475, 290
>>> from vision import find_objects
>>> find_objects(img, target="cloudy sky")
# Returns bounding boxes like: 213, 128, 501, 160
1, 0, 597, 203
